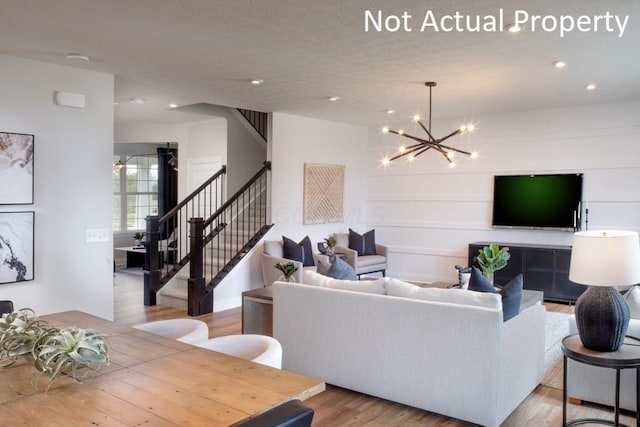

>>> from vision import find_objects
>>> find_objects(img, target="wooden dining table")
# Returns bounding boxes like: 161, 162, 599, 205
0, 311, 325, 425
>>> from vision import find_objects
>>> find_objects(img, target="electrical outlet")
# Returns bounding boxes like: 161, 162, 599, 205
86, 229, 110, 243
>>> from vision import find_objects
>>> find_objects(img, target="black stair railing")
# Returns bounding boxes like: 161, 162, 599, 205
143, 166, 226, 306
144, 161, 272, 315
187, 161, 272, 315
238, 108, 268, 142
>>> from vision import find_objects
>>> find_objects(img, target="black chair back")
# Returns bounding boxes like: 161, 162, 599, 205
231, 399, 314, 427
0, 300, 14, 315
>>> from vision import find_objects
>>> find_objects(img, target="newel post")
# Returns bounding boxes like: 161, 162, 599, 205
188, 217, 212, 316
143, 216, 161, 306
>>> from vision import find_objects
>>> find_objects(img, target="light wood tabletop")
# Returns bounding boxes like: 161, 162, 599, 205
0, 310, 325, 425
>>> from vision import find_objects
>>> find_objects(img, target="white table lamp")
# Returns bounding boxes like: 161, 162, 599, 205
570, 230, 640, 351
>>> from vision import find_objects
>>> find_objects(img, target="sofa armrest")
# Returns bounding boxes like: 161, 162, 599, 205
261, 253, 304, 286
375, 244, 387, 257
335, 245, 357, 269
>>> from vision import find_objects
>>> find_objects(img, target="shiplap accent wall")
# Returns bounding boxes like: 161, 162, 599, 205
367, 100, 640, 284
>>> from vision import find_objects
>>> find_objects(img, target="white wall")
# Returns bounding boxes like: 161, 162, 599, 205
176, 104, 267, 194
269, 113, 369, 242
367, 101, 640, 283
0, 55, 114, 319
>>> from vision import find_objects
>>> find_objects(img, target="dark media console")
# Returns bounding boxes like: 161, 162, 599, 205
468, 242, 586, 303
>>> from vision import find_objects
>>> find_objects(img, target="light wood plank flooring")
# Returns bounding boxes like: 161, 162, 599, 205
114, 271, 635, 426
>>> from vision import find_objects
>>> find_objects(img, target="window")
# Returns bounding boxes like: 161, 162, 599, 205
113, 155, 159, 232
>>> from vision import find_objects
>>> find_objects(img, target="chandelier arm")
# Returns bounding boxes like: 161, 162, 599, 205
389, 144, 427, 161
412, 147, 432, 159
437, 145, 472, 156
416, 120, 437, 143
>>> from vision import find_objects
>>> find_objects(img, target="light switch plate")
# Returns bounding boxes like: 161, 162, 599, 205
86, 229, 110, 243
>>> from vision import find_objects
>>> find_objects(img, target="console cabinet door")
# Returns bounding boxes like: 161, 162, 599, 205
467, 243, 583, 303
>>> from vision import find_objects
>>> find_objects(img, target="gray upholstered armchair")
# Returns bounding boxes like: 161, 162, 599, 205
260, 240, 319, 286
334, 232, 387, 278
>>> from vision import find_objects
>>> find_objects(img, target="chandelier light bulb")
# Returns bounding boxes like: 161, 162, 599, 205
408, 154, 415, 162
413, 114, 421, 122
399, 145, 406, 153
382, 126, 389, 133
398, 130, 404, 135
471, 152, 479, 159
447, 151, 455, 159
382, 157, 390, 166
449, 162, 456, 168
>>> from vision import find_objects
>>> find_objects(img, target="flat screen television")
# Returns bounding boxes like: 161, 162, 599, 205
492, 173, 583, 230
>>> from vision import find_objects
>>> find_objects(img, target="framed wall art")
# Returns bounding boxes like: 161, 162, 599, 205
0, 132, 34, 205
303, 163, 345, 224
0, 211, 34, 284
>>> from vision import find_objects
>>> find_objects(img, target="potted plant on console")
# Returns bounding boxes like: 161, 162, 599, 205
132, 231, 145, 247
476, 243, 510, 286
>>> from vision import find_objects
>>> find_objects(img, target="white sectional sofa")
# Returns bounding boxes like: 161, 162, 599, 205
272, 273, 546, 427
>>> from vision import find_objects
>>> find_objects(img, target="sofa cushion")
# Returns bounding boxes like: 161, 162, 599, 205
348, 228, 376, 256
386, 278, 501, 310
624, 285, 640, 319
326, 256, 357, 280
468, 267, 523, 321
283, 235, 315, 267
356, 254, 386, 268
301, 270, 386, 294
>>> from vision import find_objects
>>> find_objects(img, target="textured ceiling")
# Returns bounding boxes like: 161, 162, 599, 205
0, 0, 638, 127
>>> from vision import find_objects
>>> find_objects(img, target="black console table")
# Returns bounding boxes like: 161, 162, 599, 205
468, 242, 586, 303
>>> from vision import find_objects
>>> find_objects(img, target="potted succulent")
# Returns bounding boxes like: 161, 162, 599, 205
0, 308, 109, 390
323, 234, 337, 256
476, 243, 510, 285
274, 261, 298, 282
132, 231, 145, 247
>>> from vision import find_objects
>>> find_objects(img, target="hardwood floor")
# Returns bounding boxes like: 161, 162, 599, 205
114, 271, 635, 426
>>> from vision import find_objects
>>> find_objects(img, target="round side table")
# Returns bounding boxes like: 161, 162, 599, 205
562, 334, 640, 427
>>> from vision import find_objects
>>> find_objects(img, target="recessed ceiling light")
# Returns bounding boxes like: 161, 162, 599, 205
168, 103, 178, 108
585, 83, 597, 91
251, 79, 264, 85
553, 60, 567, 68
328, 96, 340, 102
65, 53, 90, 61
505, 23, 524, 33
386, 109, 395, 114
129, 98, 145, 104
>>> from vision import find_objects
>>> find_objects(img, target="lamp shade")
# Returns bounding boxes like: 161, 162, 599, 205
569, 230, 640, 287
570, 230, 640, 351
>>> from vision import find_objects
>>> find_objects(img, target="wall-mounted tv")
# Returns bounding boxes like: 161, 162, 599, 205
492, 173, 583, 231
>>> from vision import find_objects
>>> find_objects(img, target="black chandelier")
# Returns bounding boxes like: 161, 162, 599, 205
382, 82, 477, 167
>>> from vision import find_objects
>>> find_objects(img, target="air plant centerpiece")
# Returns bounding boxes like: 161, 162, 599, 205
323, 234, 337, 256
0, 308, 109, 390
274, 261, 299, 282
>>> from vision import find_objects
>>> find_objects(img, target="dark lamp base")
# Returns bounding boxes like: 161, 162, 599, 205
575, 286, 630, 352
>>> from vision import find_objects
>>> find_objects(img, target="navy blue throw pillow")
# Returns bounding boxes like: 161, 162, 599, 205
282, 236, 315, 267
468, 266, 523, 321
500, 274, 523, 321
348, 228, 376, 256
468, 266, 496, 293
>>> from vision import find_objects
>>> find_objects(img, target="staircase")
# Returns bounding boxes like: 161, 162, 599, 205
144, 161, 272, 316
158, 194, 270, 311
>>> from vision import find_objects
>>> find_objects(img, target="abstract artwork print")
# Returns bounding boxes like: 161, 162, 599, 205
0, 132, 34, 205
0, 211, 34, 284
